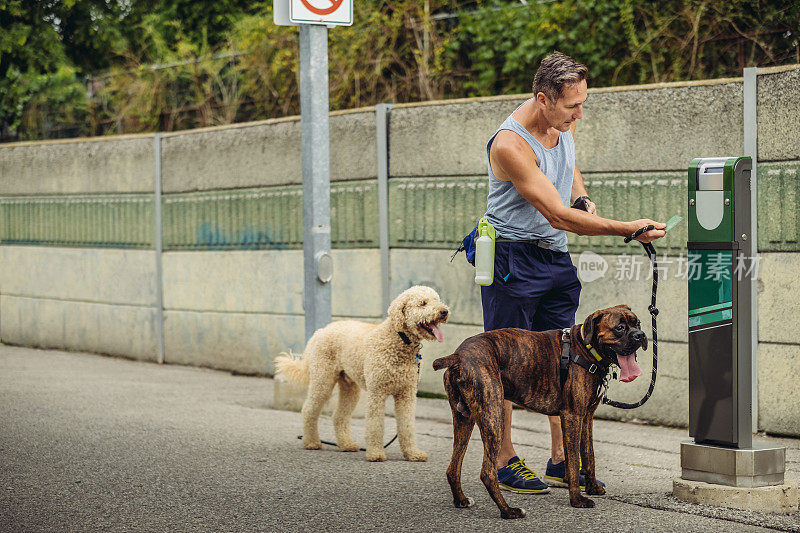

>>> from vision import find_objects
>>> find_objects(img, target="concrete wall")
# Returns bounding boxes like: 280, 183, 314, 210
757, 66, 800, 162
0, 135, 155, 194
2, 66, 799, 436
160, 109, 376, 192
0, 246, 159, 360
161, 248, 381, 375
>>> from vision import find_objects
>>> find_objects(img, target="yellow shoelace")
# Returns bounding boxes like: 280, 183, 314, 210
507, 458, 538, 480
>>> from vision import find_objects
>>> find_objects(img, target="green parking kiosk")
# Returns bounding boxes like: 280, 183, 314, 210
687, 157, 753, 448
681, 156, 786, 488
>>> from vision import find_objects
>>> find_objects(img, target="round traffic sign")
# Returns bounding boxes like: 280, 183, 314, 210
300, 0, 344, 16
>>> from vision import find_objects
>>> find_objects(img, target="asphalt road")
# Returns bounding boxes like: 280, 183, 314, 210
1, 345, 798, 532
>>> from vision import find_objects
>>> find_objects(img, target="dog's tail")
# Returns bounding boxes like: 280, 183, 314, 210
432, 353, 459, 371
274, 351, 310, 387
440, 358, 470, 417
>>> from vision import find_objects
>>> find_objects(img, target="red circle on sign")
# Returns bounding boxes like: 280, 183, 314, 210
301, 0, 344, 15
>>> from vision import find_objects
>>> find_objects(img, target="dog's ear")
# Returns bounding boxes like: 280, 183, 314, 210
387, 293, 409, 329
582, 310, 603, 346
613, 304, 632, 312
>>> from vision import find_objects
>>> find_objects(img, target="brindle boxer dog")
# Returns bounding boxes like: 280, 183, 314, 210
432, 305, 646, 519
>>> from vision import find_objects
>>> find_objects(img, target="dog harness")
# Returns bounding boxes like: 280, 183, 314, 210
559, 327, 609, 388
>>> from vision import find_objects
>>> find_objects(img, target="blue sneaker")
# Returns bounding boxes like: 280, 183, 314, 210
543, 458, 606, 491
497, 456, 550, 494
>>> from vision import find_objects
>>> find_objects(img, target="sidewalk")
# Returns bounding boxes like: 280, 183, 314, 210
1, 345, 798, 532
415, 394, 800, 529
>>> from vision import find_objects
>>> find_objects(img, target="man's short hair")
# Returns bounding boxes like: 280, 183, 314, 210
532, 52, 588, 103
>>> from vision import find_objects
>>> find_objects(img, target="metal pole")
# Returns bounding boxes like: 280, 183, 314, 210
376, 103, 393, 316
743, 67, 758, 432
153, 133, 165, 364
300, 24, 332, 342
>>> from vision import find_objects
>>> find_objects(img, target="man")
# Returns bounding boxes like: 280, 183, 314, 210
481, 51, 666, 494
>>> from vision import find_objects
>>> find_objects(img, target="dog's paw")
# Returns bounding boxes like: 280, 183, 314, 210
570, 496, 595, 508
500, 507, 526, 519
365, 450, 387, 462
586, 482, 605, 496
454, 497, 474, 508
302, 438, 321, 450
338, 440, 359, 452
403, 449, 428, 462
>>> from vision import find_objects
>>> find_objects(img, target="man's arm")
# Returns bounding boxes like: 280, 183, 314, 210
569, 121, 596, 214
570, 166, 596, 215
489, 131, 664, 242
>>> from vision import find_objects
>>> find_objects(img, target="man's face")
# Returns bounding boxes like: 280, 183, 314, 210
540, 78, 588, 132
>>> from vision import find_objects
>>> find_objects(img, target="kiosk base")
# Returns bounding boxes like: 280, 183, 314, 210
680, 441, 785, 487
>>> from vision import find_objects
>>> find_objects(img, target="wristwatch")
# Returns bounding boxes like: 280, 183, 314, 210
571, 196, 592, 211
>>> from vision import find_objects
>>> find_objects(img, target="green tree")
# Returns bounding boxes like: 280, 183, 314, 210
0, 0, 88, 139
447, 0, 800, 94
4, 0, 799, 140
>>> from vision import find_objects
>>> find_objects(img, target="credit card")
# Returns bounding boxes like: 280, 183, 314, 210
665, 215, 683, 232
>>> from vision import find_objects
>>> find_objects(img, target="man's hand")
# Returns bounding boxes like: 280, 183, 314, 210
629, 219, 666, 243
585, 199, 597, 215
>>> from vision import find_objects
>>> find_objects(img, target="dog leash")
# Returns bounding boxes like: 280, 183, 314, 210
296, 413, 399, 451
600, 226, 659, 410
295, 433, 398, 451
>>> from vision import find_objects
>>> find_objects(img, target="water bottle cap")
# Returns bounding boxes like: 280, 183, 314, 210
477, 217, 496, 240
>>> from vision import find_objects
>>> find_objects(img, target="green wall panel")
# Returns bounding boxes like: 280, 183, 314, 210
388, 177, 487, 248
330, 180, 379, 248
0, 181, 378, 251
386, 174, 689, 255
1, 163, 798, 252
163, 187, 303, 250
0, 195, 153, 248
758, 161, 800, 252
574, 173, 688, 256
162, 180, 377, 250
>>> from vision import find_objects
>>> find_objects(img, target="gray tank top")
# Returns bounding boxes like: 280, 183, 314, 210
485, 104, 575, 252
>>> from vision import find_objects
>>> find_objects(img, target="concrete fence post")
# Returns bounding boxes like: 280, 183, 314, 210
153, 133, 165, 364
376, 103, 394, 317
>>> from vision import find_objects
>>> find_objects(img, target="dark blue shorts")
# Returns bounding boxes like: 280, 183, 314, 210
481, 241, 581, 332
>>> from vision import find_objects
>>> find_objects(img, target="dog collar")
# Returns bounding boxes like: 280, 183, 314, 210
398, 332, 423, 376
397, 331, 413, 345
579, 324, 604, 363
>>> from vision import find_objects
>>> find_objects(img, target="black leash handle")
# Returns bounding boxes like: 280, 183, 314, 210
623, 224, 655, 244
602, 229, 659, 410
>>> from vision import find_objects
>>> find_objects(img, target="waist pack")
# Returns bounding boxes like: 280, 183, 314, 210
450, 222, 479, 266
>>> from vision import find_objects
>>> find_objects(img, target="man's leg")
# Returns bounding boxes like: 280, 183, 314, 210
498, 400, 516, 467
549, 415, 565, 462
530, 252, 581, 465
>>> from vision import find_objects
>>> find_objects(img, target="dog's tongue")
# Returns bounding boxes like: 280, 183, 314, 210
430, 323, 444, 343
617, 353, 642, 382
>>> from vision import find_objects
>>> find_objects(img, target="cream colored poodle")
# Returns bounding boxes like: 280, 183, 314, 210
274, 285, 449, 462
